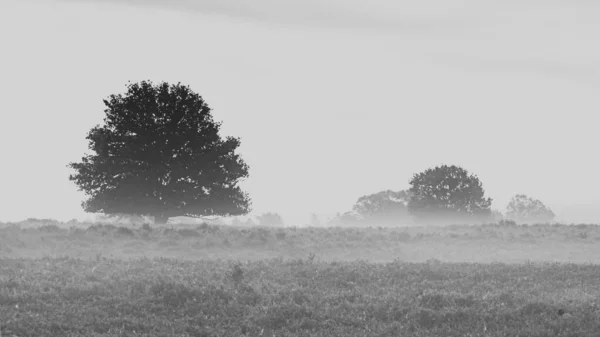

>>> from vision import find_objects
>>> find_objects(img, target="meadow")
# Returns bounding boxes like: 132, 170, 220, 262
1, 220, 600, 336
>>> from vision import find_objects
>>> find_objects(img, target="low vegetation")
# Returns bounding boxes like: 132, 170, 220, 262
1, 220, 599, 263
1, 256, 600, 336
1, 220, 600, 336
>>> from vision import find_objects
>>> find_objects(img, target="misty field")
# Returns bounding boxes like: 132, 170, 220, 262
1, 221, 600, 336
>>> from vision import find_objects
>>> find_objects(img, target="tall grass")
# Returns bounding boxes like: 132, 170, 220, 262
0, 257, 599, 336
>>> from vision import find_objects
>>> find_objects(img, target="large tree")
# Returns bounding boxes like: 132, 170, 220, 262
506, 194, 555, 223
68, 81, 251, 224
407, 164, 492, 224
352, 189, 413, 225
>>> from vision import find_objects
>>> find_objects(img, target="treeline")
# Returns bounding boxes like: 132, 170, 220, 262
320, 165, 555, 227
65, 81, 556, 227
325, 165, 555, 227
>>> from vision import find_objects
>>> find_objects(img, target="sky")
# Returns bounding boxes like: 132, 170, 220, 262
1, 0, 599, 224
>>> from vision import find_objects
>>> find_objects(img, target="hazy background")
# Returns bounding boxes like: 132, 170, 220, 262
1, 0, 599, 224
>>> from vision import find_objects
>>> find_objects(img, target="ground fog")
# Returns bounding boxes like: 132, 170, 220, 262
1, 220, 599, 336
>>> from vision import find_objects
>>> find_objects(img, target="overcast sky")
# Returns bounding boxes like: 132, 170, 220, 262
1, 0, 599, 224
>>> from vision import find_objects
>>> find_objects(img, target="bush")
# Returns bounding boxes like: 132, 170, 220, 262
115, 227, 135, 237
247, 228, 271, 245
499, 219, 517, 227
394, 232, 411, 242
178, 229, 202, 237
275, 230, 286, 241
196, 223, 220, 233
38, 224, 62, 233
257, 213, 285, 227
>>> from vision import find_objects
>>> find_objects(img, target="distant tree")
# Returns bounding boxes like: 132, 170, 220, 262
490, 209, 505, 222
244, 218, 257, 227
257, 212, 285, 227
407, 164, 492, 224
309, 213, 321, 227
231, 217, 258, 227
231, 217, 244, 227
506, 194, 555, 223
352, 189, 413, 225
328, 211, 361, 227
68, 81, 251, 224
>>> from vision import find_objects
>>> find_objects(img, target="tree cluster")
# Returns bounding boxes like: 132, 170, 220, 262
330, 165, 555, 226
68, 81, 556, 227
506, 194, 555, 223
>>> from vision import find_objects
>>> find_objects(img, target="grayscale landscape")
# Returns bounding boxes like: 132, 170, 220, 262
1, 0, 599, 336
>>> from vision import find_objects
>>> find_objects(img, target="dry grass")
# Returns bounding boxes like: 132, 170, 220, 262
1, 221, 599, 336
1, 257, 599, 336
1, 221, 599, 263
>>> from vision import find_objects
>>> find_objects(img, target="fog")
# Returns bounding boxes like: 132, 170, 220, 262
1, 0, 599, 225
2, 3, 600, 335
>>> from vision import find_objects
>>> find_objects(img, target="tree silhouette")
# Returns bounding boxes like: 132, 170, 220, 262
309, 213, 321, 227
257, 212, 285, 227
352, 190, 413, 225
407, 164, 492, 224
506, 194, 555, 223
68, 81, 251, 224
328, 211, 361, 227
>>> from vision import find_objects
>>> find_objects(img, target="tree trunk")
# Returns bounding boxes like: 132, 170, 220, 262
153, 215, 170, 225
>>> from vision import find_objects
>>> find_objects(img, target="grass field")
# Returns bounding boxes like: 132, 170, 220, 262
1, 221, 600, 336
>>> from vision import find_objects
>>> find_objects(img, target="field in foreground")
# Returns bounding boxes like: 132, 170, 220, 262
1, 257, 600, 336
1, 221, 600, 336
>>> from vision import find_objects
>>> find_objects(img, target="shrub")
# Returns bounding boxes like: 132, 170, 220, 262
115, 227, 135, 237
395, 232, 411, 242
275, 230, 286, 240
230, 263, 244, 286
38, 224, 62, 233
177, 229, 201, 237
499, 219, 517, 227
257, 213, 285, 227
196, 223, 220, 234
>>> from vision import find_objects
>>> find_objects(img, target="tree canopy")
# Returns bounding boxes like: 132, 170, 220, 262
68, 80, 251, 224
257, 213, 285, 227
506, 194, 555, 223
352, 189, 413, 225
328, 211, 362, 227
407, 164, 492, 224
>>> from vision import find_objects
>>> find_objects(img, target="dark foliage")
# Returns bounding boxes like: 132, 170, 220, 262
407, 165, 492, 224
68, 81, 251, 224
115, 226, 135, 237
